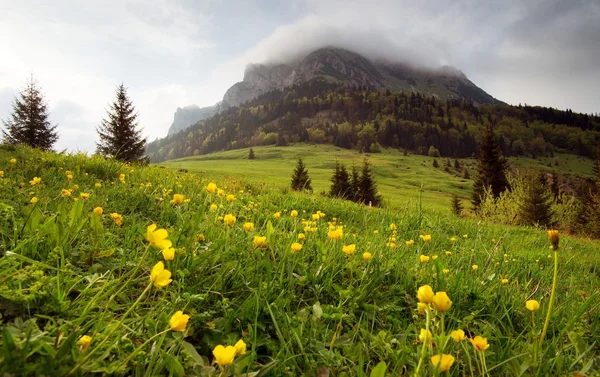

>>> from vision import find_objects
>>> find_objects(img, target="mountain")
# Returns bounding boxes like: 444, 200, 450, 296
221, 47, 500, 108
168, 47, 500, 135
167, 103, 221, 136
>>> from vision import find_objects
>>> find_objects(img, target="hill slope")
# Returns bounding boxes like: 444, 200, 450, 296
1, 145, 599, 376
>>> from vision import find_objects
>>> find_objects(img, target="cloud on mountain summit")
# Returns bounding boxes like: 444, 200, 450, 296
0, 0, 598, 151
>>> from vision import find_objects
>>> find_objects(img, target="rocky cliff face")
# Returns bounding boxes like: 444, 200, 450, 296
167, 103, 221, 136
220, 47, 500, 108
169, 47, 500, 135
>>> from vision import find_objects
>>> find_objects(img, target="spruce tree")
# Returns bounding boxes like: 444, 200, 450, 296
248, 148, 255, 160
2, 75, 58, 150
359, 159, 380, 206
451, 194, 463, 216
454, 159, 461, 170
463, 169, 471, 179
291, 158, 312, 191
96, 84, 147, 162
433, 159, 439, 168
472, 125, 510, 207
329, 161, 351, 199
520, 172, 554, 227
350, 165, 361, 202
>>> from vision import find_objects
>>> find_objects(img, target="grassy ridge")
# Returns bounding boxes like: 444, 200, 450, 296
0, 145, 598, 376
160, 144, 594, 212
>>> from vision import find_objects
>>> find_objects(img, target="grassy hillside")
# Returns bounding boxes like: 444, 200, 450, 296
160, 144, 594, 212
1, 145, 598, 376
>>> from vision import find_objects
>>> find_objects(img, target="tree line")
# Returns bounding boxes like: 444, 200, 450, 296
289, 158, 381, 207
146, 78, 600, 162
2, 76, 147, 163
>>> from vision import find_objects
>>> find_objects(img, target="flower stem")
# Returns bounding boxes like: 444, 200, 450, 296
539, 250, 558, 348
118, 328, 170, 369
414, 307, 431, 376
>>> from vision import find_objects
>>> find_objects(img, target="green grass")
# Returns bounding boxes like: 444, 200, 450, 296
0, 145, 599, 376
160, 144, 595, 212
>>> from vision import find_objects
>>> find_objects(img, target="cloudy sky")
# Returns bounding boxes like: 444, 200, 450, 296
1, 0, 598, 152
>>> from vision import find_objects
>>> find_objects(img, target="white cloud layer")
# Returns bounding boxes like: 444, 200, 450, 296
1, 0, 598, 152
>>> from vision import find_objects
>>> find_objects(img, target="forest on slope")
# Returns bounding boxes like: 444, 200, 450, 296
147, 79, 600, 163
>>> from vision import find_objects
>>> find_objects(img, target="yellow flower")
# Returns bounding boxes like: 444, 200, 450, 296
420, 255, 430, 263
119, 173, 125, 183
297, 233, 305, 240
432, 291, 452, 312
0, 170, 3, 177
328, 227, 343, 240
417, 285, 434, 304
501, 278, 509, 285
373, 230, 379, 234
61, 189, 72, 197
93, 207, 103, 216
291, 242, 303, 252
362, 252, 372, 261
290, 210, 298, 217
172, 194, 184, 205
463, 234, 468, 239
65, 170, 72, 176
212, 345, 236, 367
226, 194, 236, 203
79, 192, 90, 199
390, 223, 397, 231
95, 182, 102, 188
234, 339, 246, 356
150, 261, 172, 288
253, 236, 267, 247
66, 174, 73, 181
472, 264, 479, 271
470, 336, 489, 351
110, 212, 123, 226
78, 335, 92, 349
169, 311, 190, 332
430, 354, 455, 372
445, 251, 452, 256
146, 224, 172, 250
9, 158, 16, 164
526, 300, 540, 312
210, 203, 218, 211
162, 247, 175, 261
450, 329, 465, 342
217, 189, 225, 197
311, 213, 320, 221
342, 244, 356, 255
223, 214, 236, 226
242, 222, 254, 231
405, 239, 414, 246
432, 255, 438, 260
443, 268, 450, 274
273, 212, 281, 219
206, 182, 217, 194
420, 234, 431, 243
419, 328, 433, 344
547, 229, 559, 250
449, 237, 457, 243
417, 302, 427, 315
29, 177, 41, 186
197, 233, 205, 242
30, 197, 39, 204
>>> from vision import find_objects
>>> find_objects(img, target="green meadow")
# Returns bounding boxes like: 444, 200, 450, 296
160, 144, 594, 212
0, 145, 598, 376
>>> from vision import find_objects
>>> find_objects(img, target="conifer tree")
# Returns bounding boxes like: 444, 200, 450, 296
329, 161, 351, 199
433, 159, 439, 168
520, 172, 554, 227
291, 158, 312, 191
472, 125, 510, 207
350, 165, 361, 202
2, 75, 58, 150
454, 159, 461, 170
359, 159, 380, 206
96, 84, 147, 162
463, 169, 471, 179
248, 148, 255, 160
451, 194, 463, 216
